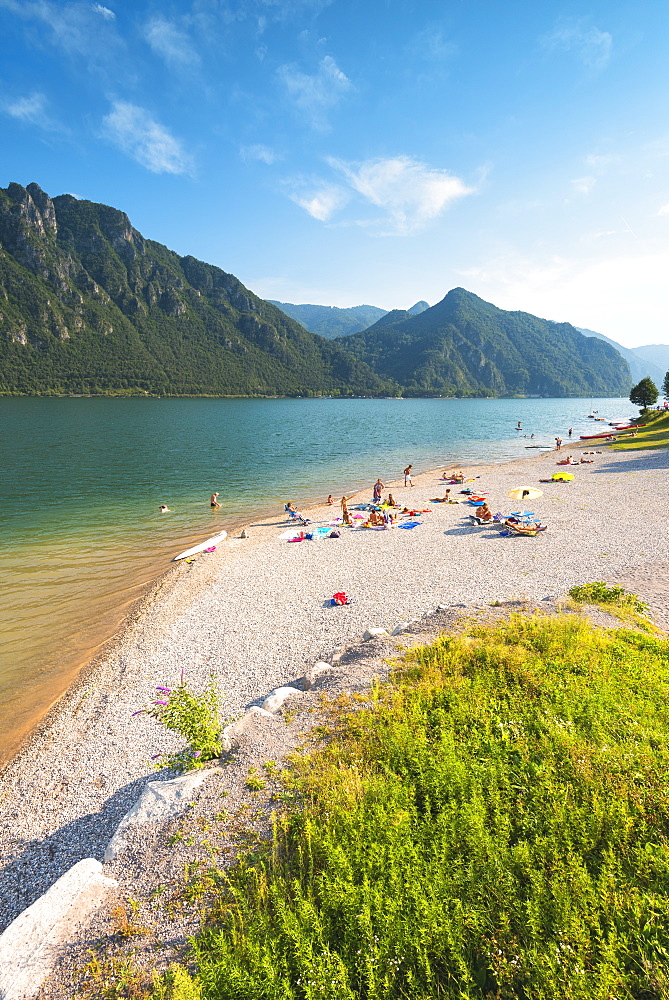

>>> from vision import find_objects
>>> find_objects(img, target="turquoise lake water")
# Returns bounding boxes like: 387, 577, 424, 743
0, 396, 636, 762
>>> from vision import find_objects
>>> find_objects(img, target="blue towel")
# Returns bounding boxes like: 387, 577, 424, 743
399, 521, 422, 529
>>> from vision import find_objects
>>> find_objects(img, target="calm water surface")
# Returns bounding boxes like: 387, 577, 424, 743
0, 396, 635, 763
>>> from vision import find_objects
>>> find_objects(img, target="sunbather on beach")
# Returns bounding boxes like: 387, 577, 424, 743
469, 502, 493, 525
341, 496, 352, 526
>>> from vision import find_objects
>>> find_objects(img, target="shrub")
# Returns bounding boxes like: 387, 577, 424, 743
144, 680, 223, 772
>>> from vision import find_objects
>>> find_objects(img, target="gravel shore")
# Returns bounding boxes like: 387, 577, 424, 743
1, 443, 668, 935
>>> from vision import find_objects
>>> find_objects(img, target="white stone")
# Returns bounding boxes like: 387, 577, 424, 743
391, 623, 411, 636
221, 707, 275, 750
301, 661, 332, 690
104, 769, 214, 861
363, 628, 388, 640
0, 859, 118, 1000
261, 686, 300, 713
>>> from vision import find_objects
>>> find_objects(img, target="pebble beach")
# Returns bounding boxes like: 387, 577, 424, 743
1, 442, 668, 940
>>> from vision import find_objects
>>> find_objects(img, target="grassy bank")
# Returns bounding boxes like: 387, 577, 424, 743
147, 613, 669, 1000
611, 411, 669, 451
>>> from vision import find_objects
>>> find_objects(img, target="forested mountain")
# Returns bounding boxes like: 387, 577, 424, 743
0, 182, 392, 397
578, 327, 669, 389
0, 183, 635, 399
266, 299, 429, 338
266, 301, 387, 339
338, 288, 632, 397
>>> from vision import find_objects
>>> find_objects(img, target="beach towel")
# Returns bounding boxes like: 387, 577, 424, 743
399, 521, 422, 529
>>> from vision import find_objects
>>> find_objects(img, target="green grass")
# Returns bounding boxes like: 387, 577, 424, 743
567, 582, 652, 628
146, 614, 669, 999
611, 411, 669, 451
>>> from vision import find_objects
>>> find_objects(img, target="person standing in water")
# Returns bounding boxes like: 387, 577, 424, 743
210, 492, 220, 508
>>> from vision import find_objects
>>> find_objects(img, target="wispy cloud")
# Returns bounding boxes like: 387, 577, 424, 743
241, 143, 281, 164
541, 18, 612, 70
330, 156, 474, 234
658, 203, 669, 217
288, 180, 349, 221
144, 16, 200, 69
101, 101, 193, 175
571, 176, 596, 196
277, 55, 352, 130
0, 91, 61, 131
0, 0, 123, 72
92, 3, 114, 20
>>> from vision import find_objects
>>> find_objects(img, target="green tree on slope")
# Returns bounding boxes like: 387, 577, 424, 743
662, 370, 669, 399
629, 376, 658, 412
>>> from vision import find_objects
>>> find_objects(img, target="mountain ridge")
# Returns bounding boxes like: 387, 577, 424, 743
0, 182, 636, 399
0, 182, 391, 397
336, 287, 632, 398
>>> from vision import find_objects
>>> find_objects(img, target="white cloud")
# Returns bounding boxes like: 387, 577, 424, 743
241, 143, 280, 164
92, 4, 114, 19
278, 55, 352, 129
571, 176, 596, 196
328, 156, 474, 234
658, 203, 669, 216
1, 91, 59, 131
541, 18, 612, 70
0, 0, 123, 71
288, 181, 349, 221
585, 153, 618, 171
101, 101, 193, 175
144, 16, 200, 69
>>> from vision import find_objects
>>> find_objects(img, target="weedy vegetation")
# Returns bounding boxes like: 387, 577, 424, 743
113, 614, 669, 998
568, 581, 651, 627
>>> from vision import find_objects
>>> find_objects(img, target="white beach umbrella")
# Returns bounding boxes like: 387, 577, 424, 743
508, 488, 543, 501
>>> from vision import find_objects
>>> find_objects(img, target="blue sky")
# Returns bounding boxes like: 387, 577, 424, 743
1, 0, 668, 347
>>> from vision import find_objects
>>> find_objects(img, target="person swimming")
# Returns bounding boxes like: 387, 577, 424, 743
159, 504, 170, 513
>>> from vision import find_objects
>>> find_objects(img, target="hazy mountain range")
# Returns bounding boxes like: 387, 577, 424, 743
0, 181, 644, 399
576, 328, 669, 391
267, 300, 429, 338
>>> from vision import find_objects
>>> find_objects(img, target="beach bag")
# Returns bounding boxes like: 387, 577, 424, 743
329, 530, 341, 538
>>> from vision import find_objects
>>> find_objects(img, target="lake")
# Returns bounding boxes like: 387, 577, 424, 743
0, 395, 636, 764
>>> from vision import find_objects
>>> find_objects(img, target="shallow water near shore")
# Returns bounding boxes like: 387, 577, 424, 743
0, 395, 635, 764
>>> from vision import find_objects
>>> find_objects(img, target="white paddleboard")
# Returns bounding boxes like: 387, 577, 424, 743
173, 529, 228, 561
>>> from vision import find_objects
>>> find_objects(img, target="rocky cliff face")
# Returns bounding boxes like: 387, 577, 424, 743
0, 183, 389, 396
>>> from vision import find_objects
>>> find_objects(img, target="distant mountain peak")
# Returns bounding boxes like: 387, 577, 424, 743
408, 300, 429, 315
